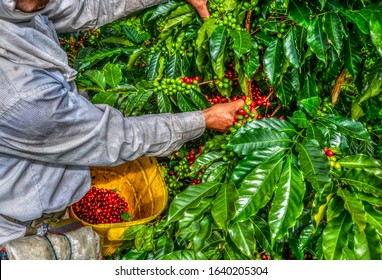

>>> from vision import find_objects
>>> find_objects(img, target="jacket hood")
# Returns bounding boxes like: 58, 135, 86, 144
0, 0, 42, 22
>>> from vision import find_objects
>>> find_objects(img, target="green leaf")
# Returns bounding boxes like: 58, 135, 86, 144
337, 189, 367, 232
121, 225, 147, 240
122, 26, 144, 44
343, 36, 362, 79
351, 101, 365, 120
101, 37, 134, 46
210, 25, 229, 62
289, 0, 312, 29
91, 91, 117, 106
356, 192, 382, 207
370, 11, 382, 56
134, 225, 148, 250
165, 53, 182, 78
230, 29, 254, 59
177, 92, 198, 112
263, 38, 282, 85
83, 70, 106, 90
338, 154, 381, 169
203, 161, 227, 182
127, 47, 147, 69
178, 198, 213, 230
307, 18, 329, 64
275, 72, 295, 106
232, 147, 287, 186
251, 216, 273, 254
147, 52, 162, 81
340, 169, 382, 198
283, 27, 300, 68
153, 235, 175, 260
191, 151, 223, 177
149, 0, 178, 21
228, 129, 291, 156
297, 224, 315, 254
365, 203, 382, 236
306, 123, 326, 145
313, 192, 335, 228
212, 51, 227, 78
189, 88, 210, 110
288, 110, 310, 128
156, 91, 172, 113
162, 250, 201, 260
327, 196, 345, 222
318, 0, 327, 10
103, 64, 122, 87
193, 214, 213, 252
228, 220, 256, 258
224, 236, 249, 260
244, 49, 260, 78
240, 118, 297, 137
359, 59, 382, 104
234, 156, 285, 222
196, 17, 218, 47
162, 11, 194, 32
322, 212, 353, 260
298, 97, 321, 118
301, 75, 319, 98
124, 88, 152, 116
356, 9, 372, 34
296, 138, 331, 193
320, 115, 371, 141
354, 224, 382, 260
121, 211, 131, 222
211, 182, 238, 232
323, 12, 345, 53
167, 181, 221, 223
269, 156, 306, 244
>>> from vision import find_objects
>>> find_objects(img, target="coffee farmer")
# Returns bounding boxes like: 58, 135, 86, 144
0, 0, 244, 248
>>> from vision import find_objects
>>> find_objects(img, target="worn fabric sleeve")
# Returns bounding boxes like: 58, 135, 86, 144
43, 0, 169, 32
0, 81, 205, 166
0, 216, 26, 245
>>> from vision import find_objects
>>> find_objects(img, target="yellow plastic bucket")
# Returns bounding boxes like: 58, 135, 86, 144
69, 157, 168, 256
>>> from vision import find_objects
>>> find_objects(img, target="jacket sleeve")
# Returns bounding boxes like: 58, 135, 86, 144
0, 216, 26, 246
43, 0, 168, 32
0, 79, 205, 166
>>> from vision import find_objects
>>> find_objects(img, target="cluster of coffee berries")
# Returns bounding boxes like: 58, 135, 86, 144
251, 83, 274, 108
232, 96, 257, 128
319, 97, 333, 115
241, 1, 261, 13
60, 29, 100, 52
73, 186, 129, 225
205, 94, 230, 104
203, 134, 234, 158
152, 77, 200, 96
191, 171, 204, 185
179, 44, 195, 58
225, 64, 239, 87
325, 148, 342, 170
149, 43, 169, 56
215, 77, 234, 90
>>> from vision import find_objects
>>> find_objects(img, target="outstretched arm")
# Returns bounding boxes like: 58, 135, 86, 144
40, 0, 209, 33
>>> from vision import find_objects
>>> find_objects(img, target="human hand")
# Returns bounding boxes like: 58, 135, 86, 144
203, 99, 245, 132
186, 0, 210, 19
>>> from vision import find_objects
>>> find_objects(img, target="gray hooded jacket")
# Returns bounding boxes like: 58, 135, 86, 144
0, 0, 205, 244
